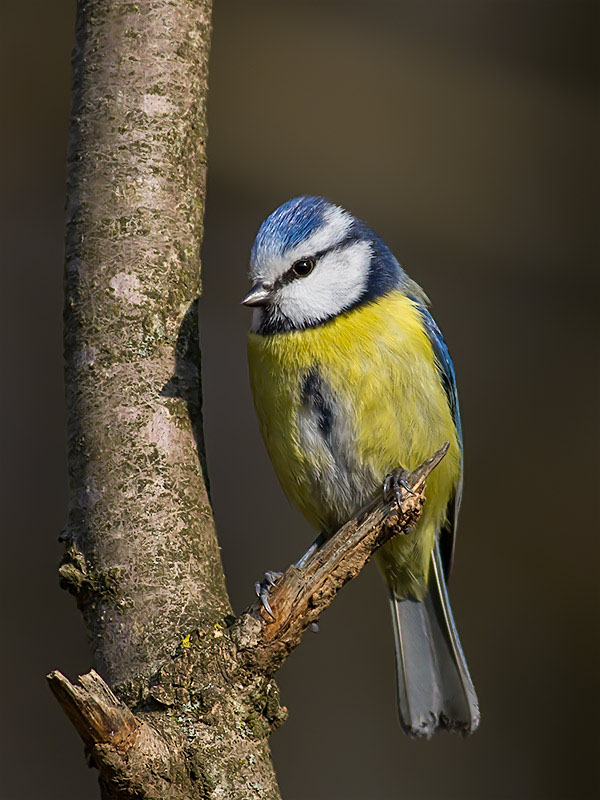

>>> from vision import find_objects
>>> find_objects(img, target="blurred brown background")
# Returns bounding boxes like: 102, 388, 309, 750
1, 1, 598, 798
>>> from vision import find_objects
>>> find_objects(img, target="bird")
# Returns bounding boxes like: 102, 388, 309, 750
242, 195, 479, 738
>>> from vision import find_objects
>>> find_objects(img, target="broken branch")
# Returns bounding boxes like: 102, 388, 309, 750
233, 442, 449, 671
48, 444, 448, 798
47, 669, 141, 751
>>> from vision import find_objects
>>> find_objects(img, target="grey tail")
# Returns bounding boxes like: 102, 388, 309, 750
388, 542, 480, 739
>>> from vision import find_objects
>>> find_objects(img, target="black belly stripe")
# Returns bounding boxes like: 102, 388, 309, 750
301, 368, 333, 439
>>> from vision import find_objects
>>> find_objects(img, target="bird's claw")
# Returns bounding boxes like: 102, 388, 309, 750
383, 468, 416, 506
255, 570, 283, 620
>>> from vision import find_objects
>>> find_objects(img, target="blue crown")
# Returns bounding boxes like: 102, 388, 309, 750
251, 196, 332, 264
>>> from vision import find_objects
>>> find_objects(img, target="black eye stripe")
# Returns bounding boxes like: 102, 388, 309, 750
291, 257, 315, 277
275, 261, 312, 287
273, 234, 360, 289
306, 233, 358, 264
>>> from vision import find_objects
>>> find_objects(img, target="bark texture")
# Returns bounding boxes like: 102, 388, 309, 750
50, 448, 444, 799
53, 2, 448, 798
58, 1, 282, 796
61, 0, 227, 688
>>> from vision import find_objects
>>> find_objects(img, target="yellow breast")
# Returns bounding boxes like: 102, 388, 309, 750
247, 291, 461, 598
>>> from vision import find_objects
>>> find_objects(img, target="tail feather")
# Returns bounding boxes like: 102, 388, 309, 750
389, 542, 480, 738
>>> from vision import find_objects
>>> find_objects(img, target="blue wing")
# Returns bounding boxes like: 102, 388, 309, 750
413, 301, 463, 579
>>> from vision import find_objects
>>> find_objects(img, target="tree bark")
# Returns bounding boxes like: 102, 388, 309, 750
52, 2, 447, 797
61, 0, 228, 687
58, 0, 281, 796
50, 445, 444, 798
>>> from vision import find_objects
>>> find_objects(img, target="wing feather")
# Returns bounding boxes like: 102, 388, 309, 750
412, 300, 463, 578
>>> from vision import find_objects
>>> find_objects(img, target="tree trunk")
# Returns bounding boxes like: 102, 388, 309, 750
52, 2, 444, 797
59, 1, 282, 796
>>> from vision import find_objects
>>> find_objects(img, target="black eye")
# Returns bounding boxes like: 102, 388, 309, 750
291, 257, 315, 277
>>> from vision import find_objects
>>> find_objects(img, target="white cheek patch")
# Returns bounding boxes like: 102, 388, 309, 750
277, 240, 372, 327
251, 205, 353, 284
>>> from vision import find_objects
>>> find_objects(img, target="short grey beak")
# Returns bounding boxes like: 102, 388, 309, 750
241, 283, 273, 307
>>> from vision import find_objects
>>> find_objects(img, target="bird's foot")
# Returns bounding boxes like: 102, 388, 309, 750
255, 570, 283, 620
383, 468, 416, 505
294, 531, 326, 570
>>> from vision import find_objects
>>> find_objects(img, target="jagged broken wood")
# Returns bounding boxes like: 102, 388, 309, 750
48, 443, 448, 797
47, 670, 187, 800
47, 669, 140, 750
232, 441, 450, 671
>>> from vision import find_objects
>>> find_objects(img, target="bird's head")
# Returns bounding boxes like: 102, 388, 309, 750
243, 196, 410, 334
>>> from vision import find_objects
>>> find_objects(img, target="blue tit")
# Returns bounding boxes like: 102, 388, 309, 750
243, 196, 479, 738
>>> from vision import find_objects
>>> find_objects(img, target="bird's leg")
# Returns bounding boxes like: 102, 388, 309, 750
255, 531, 327, 619
255, 570, 283, 619
294, 531, 327, 570
383, 467, 417, 505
